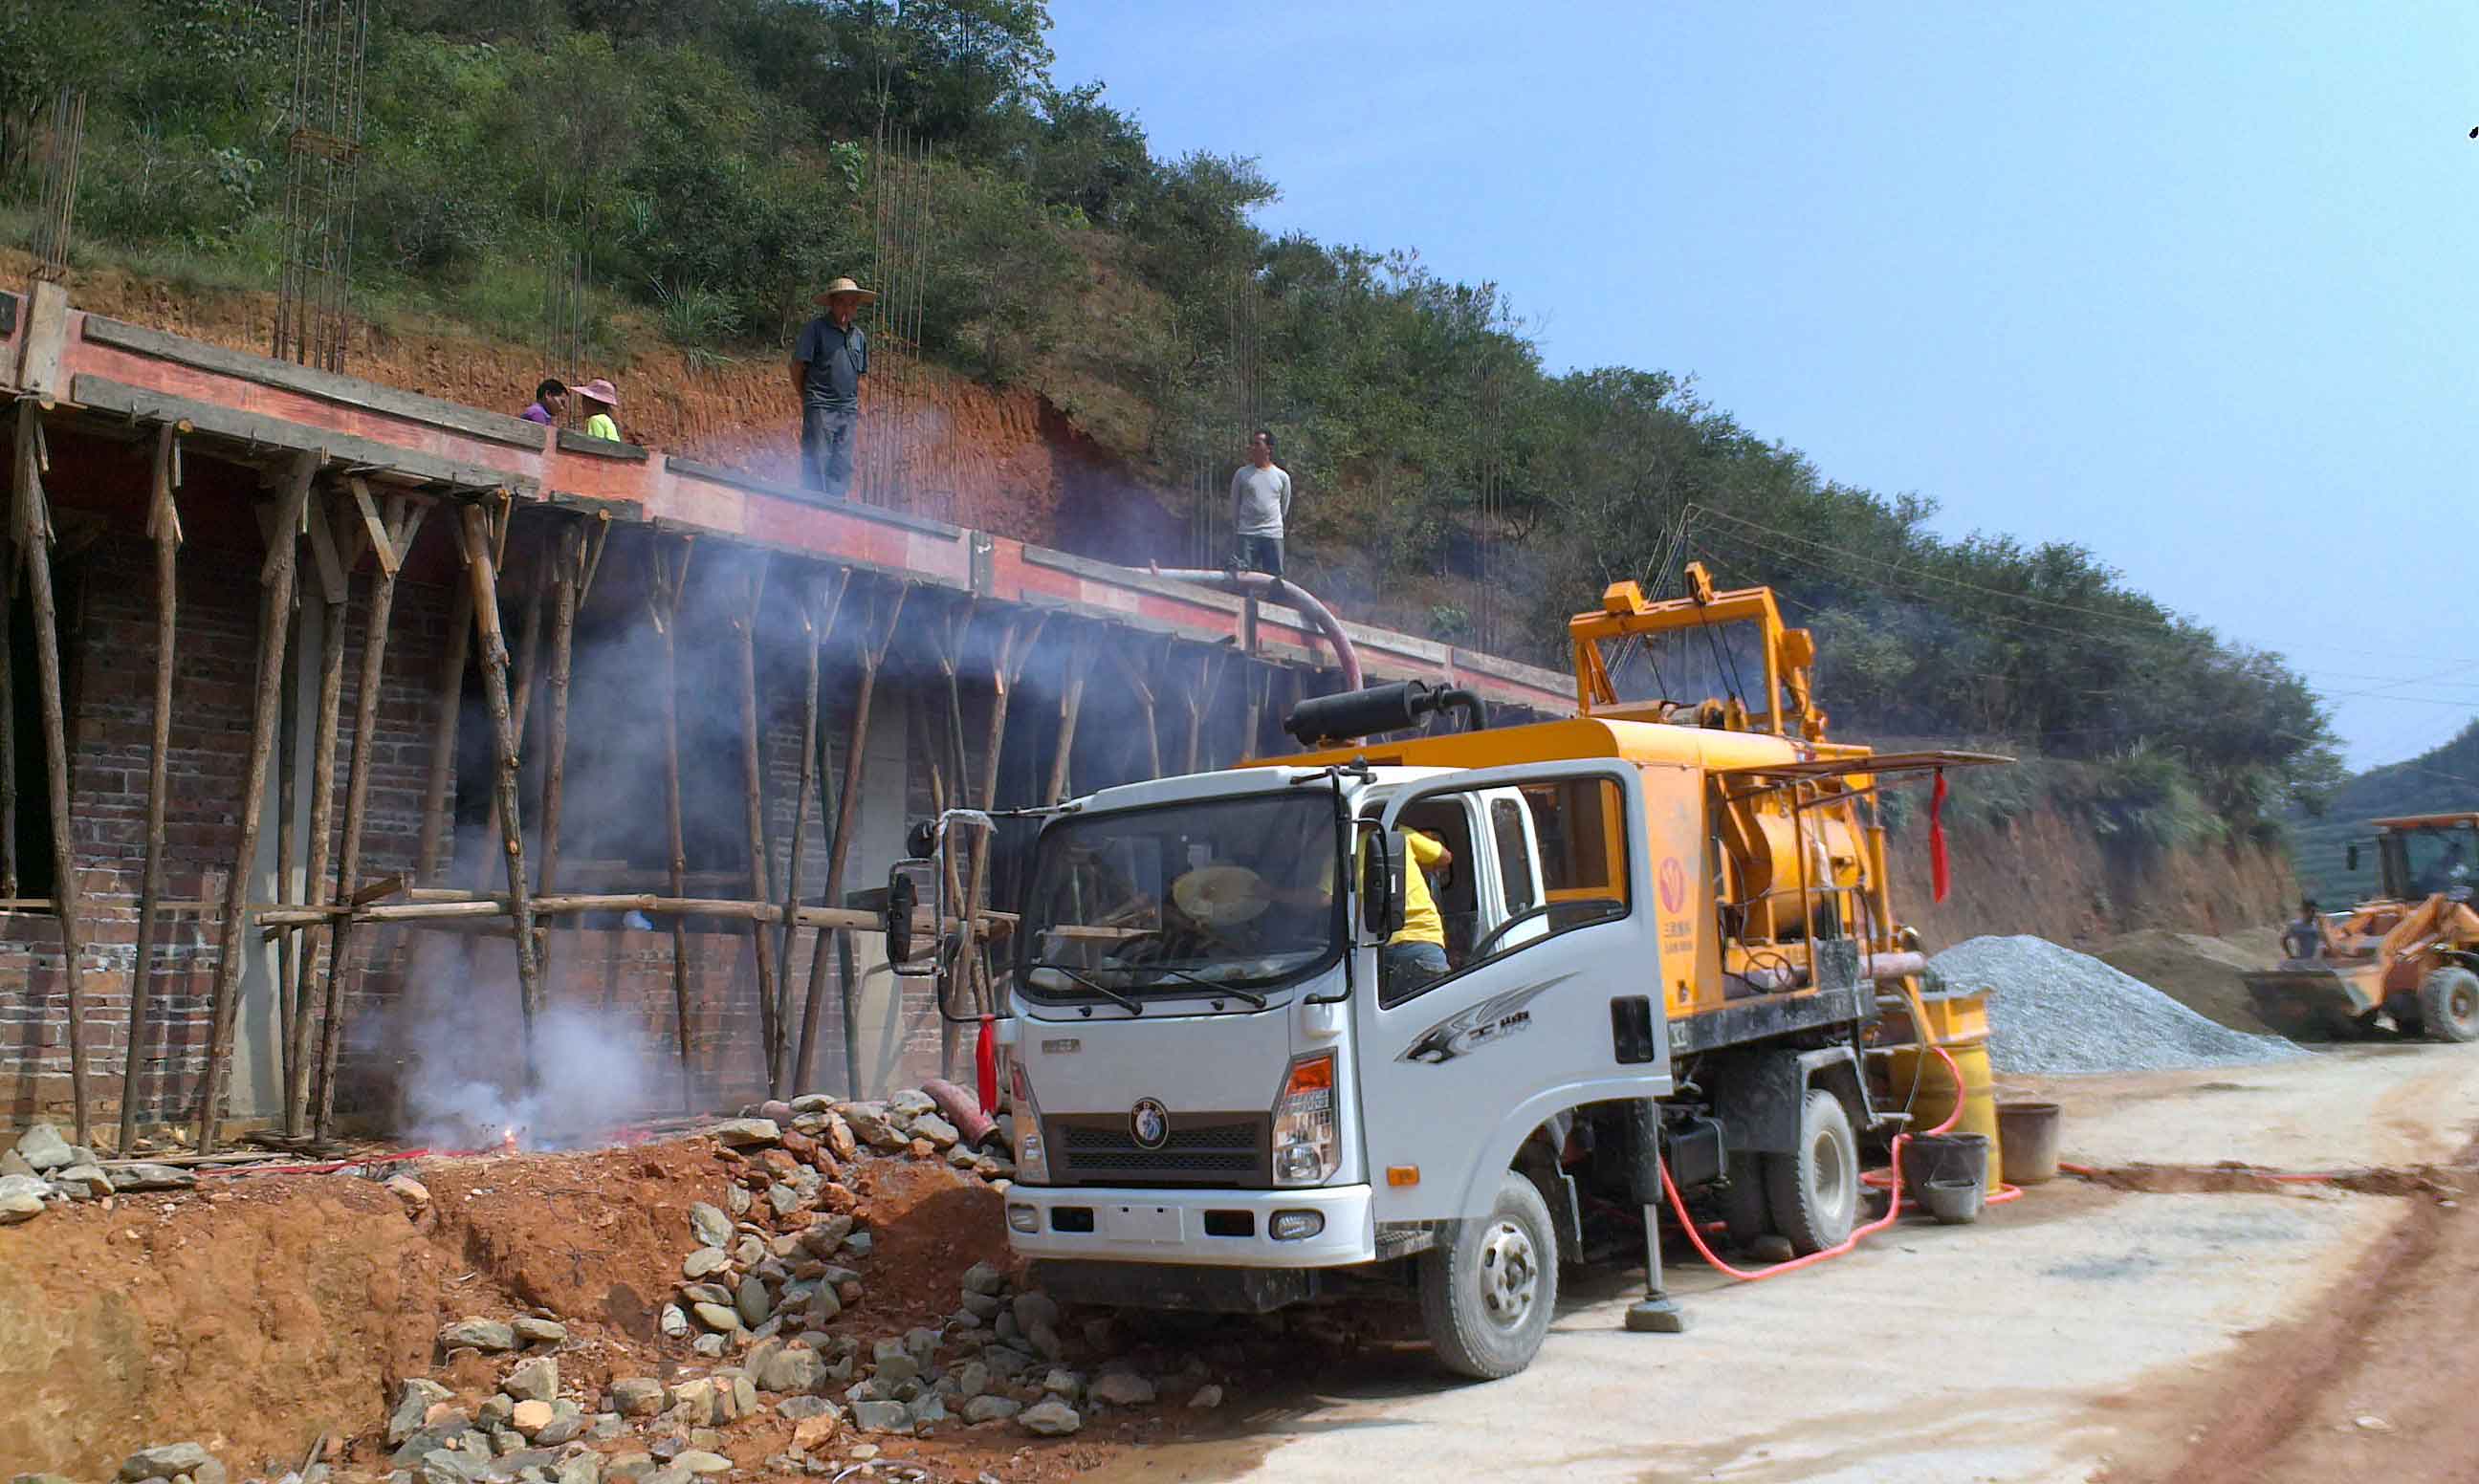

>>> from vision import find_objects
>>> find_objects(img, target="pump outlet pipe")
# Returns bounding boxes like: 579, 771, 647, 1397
1151, 566, 1363, 691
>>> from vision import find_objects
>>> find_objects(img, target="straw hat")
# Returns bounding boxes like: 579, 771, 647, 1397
1172, 865, 1270, 928
814, 277, 880, 306
577, 377, 619, 407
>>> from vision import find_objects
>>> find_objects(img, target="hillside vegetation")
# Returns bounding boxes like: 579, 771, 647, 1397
4, 0, 2342, 846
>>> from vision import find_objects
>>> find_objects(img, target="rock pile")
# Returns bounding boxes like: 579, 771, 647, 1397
0, 1122, 198, 1225
1931, 934, 2312, 1073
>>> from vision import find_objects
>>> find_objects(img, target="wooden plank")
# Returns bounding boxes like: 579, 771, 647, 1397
81, 316, 552, 450
72, 376, 529, 495
351, 478, 396, 575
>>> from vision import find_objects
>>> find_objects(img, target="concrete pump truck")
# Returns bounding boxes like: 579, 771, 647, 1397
883, 564, 1998, 1378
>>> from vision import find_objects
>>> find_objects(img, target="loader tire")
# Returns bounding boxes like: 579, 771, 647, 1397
1764, 1089, 1860, 1255
1418, 1169, 1557, 1380
2418, 967, 2479, 1043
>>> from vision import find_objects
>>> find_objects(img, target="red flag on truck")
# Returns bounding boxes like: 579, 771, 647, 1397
1929, 768, 1950, 904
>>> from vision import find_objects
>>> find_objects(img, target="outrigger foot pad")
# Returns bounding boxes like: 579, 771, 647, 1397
1624, 1296, 1687, 1333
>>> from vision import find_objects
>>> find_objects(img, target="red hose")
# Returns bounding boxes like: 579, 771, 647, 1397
1661, 1039, 2016, 1284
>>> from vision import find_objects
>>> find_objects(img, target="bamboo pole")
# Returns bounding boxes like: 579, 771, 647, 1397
0, 532, 14, 900
283, 492, 362, 1134
651, 535, 696, 1107
957, 612, 1046, 1025
473, 534, 548, 890
9, 408, 88, 1145
773, 569, 845, 1091
117, 425, 182, 1152
458, 503, 546, 1084
272, 584, 300, 1126
1047, 627, 1097, 805
729, 563, 787, 1094
310, 492, 428, 1139
194, 448, 318, 1153
797, 578, 908, 1094
1109, 636, 1163, 780
1182, 647, 1227, 775
534, 520, 585, 972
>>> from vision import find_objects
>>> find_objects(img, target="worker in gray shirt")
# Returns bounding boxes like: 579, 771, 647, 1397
792, 276, 874, 498
1229, 428, 1293, 576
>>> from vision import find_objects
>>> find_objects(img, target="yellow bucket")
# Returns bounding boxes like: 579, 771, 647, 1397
1884, 989, 2002, 1174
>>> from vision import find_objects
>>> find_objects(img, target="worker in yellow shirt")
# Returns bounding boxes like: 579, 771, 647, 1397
1385, 828, 1453, 993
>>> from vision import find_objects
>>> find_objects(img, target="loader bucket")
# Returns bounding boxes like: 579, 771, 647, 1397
2242, 962, 2379, 1039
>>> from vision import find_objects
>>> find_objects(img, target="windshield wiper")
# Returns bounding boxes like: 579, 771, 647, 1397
1023, 960, 1144, 1015
1126, 964, 1268, 1009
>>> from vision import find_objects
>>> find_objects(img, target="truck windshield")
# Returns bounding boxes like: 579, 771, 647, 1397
1017, 791, 1342, 1000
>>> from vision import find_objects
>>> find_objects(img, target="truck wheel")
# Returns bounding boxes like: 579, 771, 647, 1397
1764, 1089, 1859, 1255
1418, 1170, 1558, 1380
2419, 967, 2479, 1043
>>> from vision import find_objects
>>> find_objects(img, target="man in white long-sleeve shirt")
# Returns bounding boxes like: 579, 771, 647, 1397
1228, 428, 1292, 577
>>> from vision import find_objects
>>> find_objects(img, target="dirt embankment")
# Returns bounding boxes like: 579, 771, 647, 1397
0, 1137, 1049, 1481
1889, 800, 2295, 951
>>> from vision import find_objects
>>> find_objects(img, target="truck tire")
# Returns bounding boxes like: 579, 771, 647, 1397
2419, 967, 2479, 1043
1418, 1169, 1558, 1380
1764, 1089, 1859, 1255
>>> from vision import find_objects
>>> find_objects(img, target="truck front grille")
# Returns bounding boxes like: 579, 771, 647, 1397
1044, 1113, 1272, 1188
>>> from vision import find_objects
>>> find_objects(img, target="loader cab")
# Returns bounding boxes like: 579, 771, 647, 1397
2373, 815, 2479, 903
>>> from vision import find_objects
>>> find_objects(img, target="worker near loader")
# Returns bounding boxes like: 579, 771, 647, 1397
793, 277, 874, 498
2281, 899, 2324, 960
1228, 428, 1292, 577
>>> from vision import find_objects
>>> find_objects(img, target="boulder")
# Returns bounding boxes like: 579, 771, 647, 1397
841, 1105, 909, 1152
0, 1174, 48, 1224
1189, 1383, 1225, 1408
888, 1089, 936, 1119
851, 1400, 910, 1434
1039, 1367, 1084, 1402
688, 1202, 732, 1250
557, 1454, 603, 1484
691, 1302, 742, 1334
821, 1112, 857, 1162
51, 1164, 111, 1199
119, 1444, 215, 1481
963, 1394, 1022, 1424
790, 1093, 835, 1114
1018, 1398, 1082, 1437
388, 1379, 454, 1446
658, 1303, 690, 1339
609, 1378, 665, 1417
953, 1360, 990, 1399
734, 1273, 772, 1327
679, 1281, 734, 1308
843, 1232, 873, 1259
671, 1451, 732, 1476
14, 1123, 72, 1171
870, 1340, 919, 1384
1011, 1291, 1060, 1334
801, 1214, 854, 1256
765, 1183, 802, 1219
1089, 1372, 1156, 1407
752, 1343, 831, 1395
504, 1356, 559, 1403
440, 1318, 518, 1353
945, 1144, 983, 1169
106, 1163, 196, 1191
509, 1401, 555, 1438
385, 1175, 432, 1211
907, 1393, 951, 1429
708, 1118, 780, 1147
908, 1114, 960, 1150
512, 1315, 568, 1345
681, 1247, 729, 1280
778, 1395, 841, 1421
960, 1260, 1005, 1297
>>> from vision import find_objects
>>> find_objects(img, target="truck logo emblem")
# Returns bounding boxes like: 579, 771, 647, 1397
1130, 1099, 1171, 1148
1658, 857, 1687, 913
1398, 976, 1570, 1064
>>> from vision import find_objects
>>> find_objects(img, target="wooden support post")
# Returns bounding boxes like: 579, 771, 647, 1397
534, 519, 585, 971
416, 578, 472, 884
117, 425, 182, 1152
1109, 637, 1164, 781
956, 612, 1046, 1025
1182, 647, 1227, 775
272, 595, 300, 1126
797, 579, 907, 1095
0, 533, 14, 902
731, 562, 787, 1095
11, 407, 95, 1146
651, 535, 696, 1108
1047, 627, 1097, 805
194, 448, 318, 1153
284, 491, 364, 1135
458, 503, 546, 1085
474, 532, 548, 889
310, 493, 428, 1138
774, 570, 845, 1092
1243, 665, 1270, 764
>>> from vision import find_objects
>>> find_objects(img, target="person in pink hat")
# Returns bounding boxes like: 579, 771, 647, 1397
576, 378, 622, 442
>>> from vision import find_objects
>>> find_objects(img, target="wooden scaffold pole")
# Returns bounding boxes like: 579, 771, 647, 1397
796, 578, 908, 1095
954, 611, 1046, 1040
194, 447, 318, 1153
1047, 626, 1099, 805
283, 488, 368, 1134
730, 561, 787, 1095
456, 501, 546, 1084
415, 572, 472, 884
10, 406, 92, 1145
309, 489, 430, 1138
773, 568, 846, 1092
117, 423, 184, 1151
649, 534, 696, 1106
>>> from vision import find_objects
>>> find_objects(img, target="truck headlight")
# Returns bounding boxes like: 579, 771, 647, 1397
1009, 1058, 1051, 1185
1272, 1052, 1338, 1187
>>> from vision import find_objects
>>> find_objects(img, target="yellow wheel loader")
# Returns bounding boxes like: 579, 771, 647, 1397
2246, 813, 2479, 1041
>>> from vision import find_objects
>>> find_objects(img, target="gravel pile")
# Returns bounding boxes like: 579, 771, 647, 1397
1930, 934, 2310, 1074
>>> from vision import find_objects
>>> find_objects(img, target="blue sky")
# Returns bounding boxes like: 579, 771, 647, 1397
1045, 1, 2479, 771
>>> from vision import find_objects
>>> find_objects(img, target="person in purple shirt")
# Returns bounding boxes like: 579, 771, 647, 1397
520, 378, 568, 426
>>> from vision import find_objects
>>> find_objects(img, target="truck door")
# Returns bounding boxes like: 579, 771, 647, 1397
1361, 760, 1668, 1223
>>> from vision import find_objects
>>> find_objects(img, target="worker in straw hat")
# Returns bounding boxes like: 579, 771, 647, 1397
792, 276, 877, 498
576, 377, 622, 442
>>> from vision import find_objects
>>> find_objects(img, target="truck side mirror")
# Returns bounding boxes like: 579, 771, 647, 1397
2347, 843, 2359, 873
883, 862, 936, 976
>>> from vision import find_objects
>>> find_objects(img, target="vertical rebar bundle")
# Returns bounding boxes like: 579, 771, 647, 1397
542, 251, 589, 426
28, 88, 85, 284
862, 132, 942, 513
273, 0, 370, 372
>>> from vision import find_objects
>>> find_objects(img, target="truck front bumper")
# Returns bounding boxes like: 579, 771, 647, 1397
1002, 1182, 1375, 1268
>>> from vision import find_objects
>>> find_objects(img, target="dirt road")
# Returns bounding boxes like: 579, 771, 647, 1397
1084, 1044, 2479, 1484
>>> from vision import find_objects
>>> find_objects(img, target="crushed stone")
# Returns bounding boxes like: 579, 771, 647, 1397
1929, 934, 2310, 1074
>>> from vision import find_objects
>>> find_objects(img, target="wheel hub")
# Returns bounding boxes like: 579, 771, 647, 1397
1477, 1219, 1539, 1327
